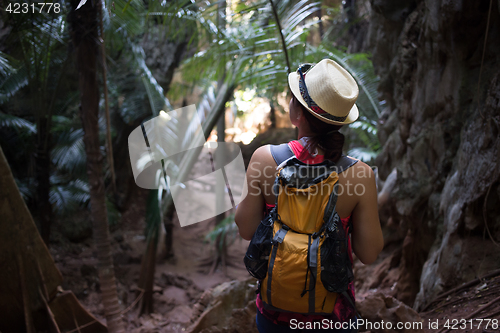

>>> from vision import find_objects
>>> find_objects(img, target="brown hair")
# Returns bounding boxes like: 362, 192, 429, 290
293, 95, 345, 163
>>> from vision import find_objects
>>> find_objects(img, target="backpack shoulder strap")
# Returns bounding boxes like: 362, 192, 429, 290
322, 156, 359, 228
270, 143, 294, 165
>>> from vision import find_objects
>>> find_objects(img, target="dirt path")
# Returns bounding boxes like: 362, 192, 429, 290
52, 185, 250, 332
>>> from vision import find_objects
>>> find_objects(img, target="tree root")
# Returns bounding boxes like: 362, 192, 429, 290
436, 295, 500, 333
464, 295, 500, 320
422, 269, 500, 311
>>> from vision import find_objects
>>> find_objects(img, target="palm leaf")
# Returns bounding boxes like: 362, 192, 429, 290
0, 112, 36, 133
0, 64, 29, 104
49, 178, 90, 214
178, 0, 318, 97
14, 176, 35, 202
347, 147, 378, 163
105, 0, 145, 37
204, 214, 239, 250
51, 127, 87, 175
0, 51, 15, 76
131, 43, 174, 113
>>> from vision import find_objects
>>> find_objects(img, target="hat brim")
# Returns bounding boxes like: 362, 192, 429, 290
288, 72, 359, 125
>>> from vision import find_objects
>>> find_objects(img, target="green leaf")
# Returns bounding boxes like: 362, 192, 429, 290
347, 147, 378, 163
0, 112, 36, 133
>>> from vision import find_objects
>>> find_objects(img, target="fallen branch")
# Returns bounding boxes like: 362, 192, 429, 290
464, 295, 500, 320
436, 295, 500, 333
486, 307, 500, 319
423, 296, 472, 314
423, 268, 500, 311
424, 283, 500, 315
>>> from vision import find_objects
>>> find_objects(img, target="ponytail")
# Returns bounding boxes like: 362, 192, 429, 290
296, 100, 345, 163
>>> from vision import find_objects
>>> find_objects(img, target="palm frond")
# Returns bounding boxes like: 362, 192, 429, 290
0, 112, 36, 133
131, 43, 174, 113
15, 176, 35, 202
204, 214, 239, 250
346, 115, 380, 163
52, 127, 87, 174
178, 0, 318, 98
347, 147, 378, 163
17, 15, 68, 83
49, 178, 90, 214
349, 116, 378, 136
179, 85, 217, 150
0, 52, 15, 76
0, 64, 29, 104
349, 116, 378, 143
105, 0, 146, 38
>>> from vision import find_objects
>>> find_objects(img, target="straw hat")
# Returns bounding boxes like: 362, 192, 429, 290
288, 59, 359, 125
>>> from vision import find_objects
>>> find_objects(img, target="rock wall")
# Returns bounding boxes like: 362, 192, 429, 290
364, 0, 500, 309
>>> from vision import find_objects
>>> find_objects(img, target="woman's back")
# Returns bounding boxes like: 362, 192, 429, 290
238, 140, 381, 264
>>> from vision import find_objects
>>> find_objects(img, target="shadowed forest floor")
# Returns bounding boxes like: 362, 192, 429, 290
49, 186, 251, 332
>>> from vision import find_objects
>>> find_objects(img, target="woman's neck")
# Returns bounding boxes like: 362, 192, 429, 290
296, 135, 325, 156
297, 125, 315, 139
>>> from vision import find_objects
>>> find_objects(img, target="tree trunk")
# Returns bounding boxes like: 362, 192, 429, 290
138, 238, 157, 315
269, 100, 276, 129
211, 0, 229, 272
137, 189, 161, 315
344, 0, 356, 24
163, 200, 175, 259
316, 8, 323, 40
68, 1, 124, 332
36, 116, 52, 246
99, 0, 117, 198
215, 111, 226, 225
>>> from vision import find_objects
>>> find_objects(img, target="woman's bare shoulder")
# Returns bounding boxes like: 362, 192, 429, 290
252, 145, 271, 159
343, 158, 375, 182
249, 144, 277, 166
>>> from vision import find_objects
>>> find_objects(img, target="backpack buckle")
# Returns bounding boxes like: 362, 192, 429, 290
273, 225, 289, 244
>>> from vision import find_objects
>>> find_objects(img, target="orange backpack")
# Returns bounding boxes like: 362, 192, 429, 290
245, 143, 358, 316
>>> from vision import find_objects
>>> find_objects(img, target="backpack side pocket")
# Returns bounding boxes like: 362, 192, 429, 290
244, 208, 275, 280
320, 213, 353, 293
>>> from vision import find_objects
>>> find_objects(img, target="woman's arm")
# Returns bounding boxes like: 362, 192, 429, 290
350, 163, 384, 264
235, 146, 268, 240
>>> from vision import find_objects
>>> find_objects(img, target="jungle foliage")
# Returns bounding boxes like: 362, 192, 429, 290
0, 0, 382, 324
